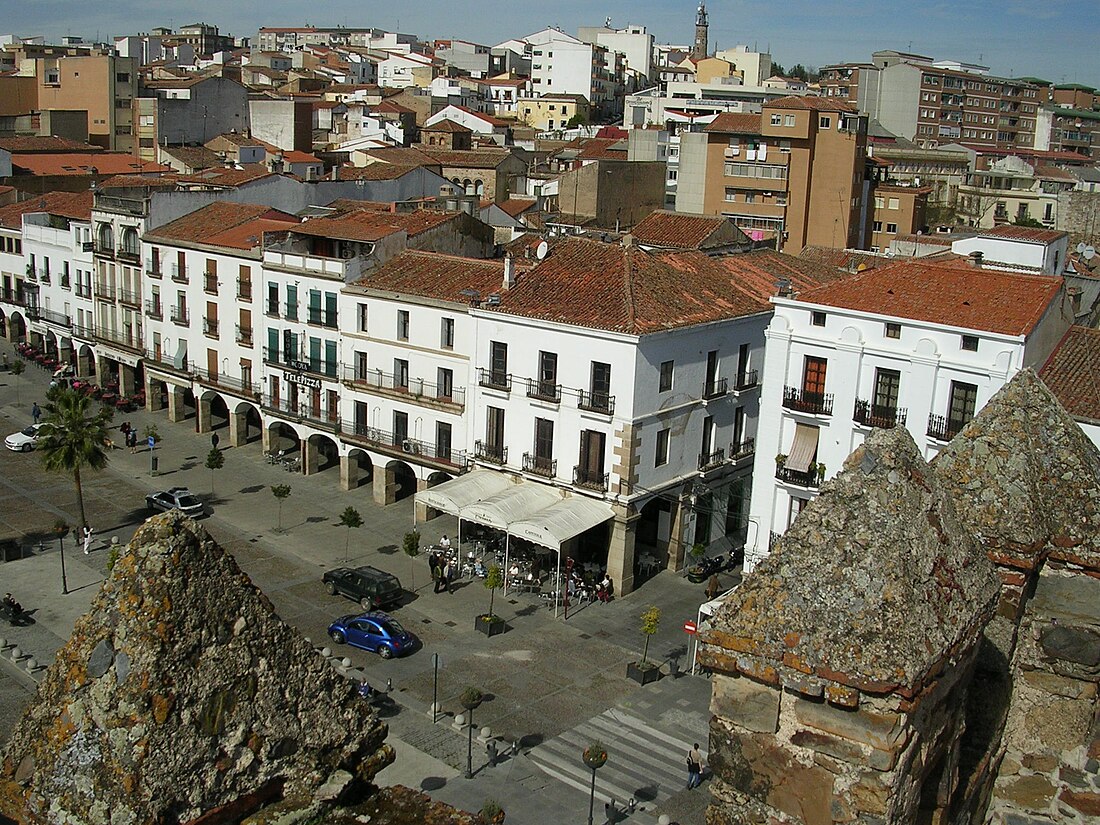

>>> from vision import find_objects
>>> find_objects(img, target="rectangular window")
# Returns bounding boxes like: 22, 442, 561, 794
886, 223, 898, 234
888, 197, 900, 210
655, 428, 670, 467
394, 411, 408, 443
397, 309, 409, 341
490, 341, 508, 382
308, 289, 321, 323
961, 334, 979, 351
438, 367, 454, 400
873, 368, 901, 412
308, 337, 321, 372
578, 429, 606, 478
873, 220, 883, 232
811, 311, 826, 327
770, 113, 781, 125
803, 356, 827, 398
285, 284, 298, 321
534, 418, 554, 465
436, 422, 452, 461
537, 351, 558, 396
885, 322, 901, 339
659, 360, 674, 392
486, 406, 505, 448
441, 317, 455, 349
325, 340, 337, 377
948, 381, 978, 427
819, 116, 831, 129
784, 114, 795, 126
590, 361, 611, 403
394, 358, 409, 389
325, 292, 337, 327
355, 351, 369, 380
358, 303, 368, 332
267, 282, 279, 316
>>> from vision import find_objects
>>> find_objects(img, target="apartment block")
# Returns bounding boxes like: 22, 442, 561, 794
820, 50, 1041, 151
33, 54, 138, 151
868, 184, 930, 252
525, 28, 625, 121
676, 96, 868, 253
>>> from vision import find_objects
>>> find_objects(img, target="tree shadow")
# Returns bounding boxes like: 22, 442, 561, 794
239, 485, 265, 494
420, 776, 447, 792
513, 604, 539, 617
376, 544, 398, 555
518, 733, 545, 750
634, 784, 660, 802
179, 462, 197, 471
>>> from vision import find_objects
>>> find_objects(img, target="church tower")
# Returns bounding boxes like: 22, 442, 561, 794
692, 2, 709, 60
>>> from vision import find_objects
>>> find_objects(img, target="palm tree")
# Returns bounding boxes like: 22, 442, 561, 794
38, 388, 113, 531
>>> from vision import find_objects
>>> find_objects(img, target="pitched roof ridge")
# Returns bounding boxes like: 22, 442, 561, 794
622, 243, 637, 332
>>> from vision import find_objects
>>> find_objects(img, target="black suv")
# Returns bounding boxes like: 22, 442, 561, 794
322, 566, 404, 610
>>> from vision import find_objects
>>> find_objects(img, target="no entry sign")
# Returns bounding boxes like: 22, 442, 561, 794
684, 620, 698, 635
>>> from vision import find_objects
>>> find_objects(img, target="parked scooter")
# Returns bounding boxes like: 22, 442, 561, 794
686, 554, 726, 583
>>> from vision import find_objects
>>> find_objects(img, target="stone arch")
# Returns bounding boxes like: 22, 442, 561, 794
8, 311, 27, 343
427, 471, 452, 487
229, 401, 263, 447
77, 344, 96, 378
385, 458, 417, 504
474, 179, 485, 197
304, 432, 340, 475
342, 446, 374, 490
198, 389, 230, 435
0, 306, 6, 338
636, 495, 673, 576
120, 226, 140, 257
463, 178, 474, 196
266, 420, 302, 454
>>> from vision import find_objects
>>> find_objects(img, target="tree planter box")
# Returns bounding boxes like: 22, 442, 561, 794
475, 616, 507, 636
626, 662, 662, 685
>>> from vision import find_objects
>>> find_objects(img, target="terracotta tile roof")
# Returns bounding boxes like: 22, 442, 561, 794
355, 250, 506, 303
145, 203, 298, 249
573, 138, 627, 161
417, 148, 516, 169
336, 164, 424, 181
424, 119, 473, 134
479, 239, 843, 334
798, 246, 893, 271
0, 136, 99, 153
11, 154, 170, 177
798, 260, 1064, 336
159, 145, 221, 170
358, 147, 437, 166
979, 224, 1068, 244
0, 191, 94, 229
631, 211, 742, 250
449, 105, 509, 127
283, 150, 322, 164
175, 165, 273, 187
1040, 326, 1100, 423
372, 100, 414, 115
767, 95, 857, 113
704, 113, 762, 134
498, 197, 537, 218
97, 175, 180, 190
293, 209, 457, 243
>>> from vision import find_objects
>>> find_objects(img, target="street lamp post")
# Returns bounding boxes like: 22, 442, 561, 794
460, 686, 484, 780
582, 742, 608, 825
55, 520, 69, 595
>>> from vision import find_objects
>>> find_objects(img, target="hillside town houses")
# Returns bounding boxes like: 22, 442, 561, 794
1, 4, 1099, 596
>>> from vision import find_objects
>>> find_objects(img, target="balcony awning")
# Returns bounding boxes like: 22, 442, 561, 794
461, 482, 561, 531
786, 423, 819, 473
511, 496, 615, 553
414, 469, 512, 517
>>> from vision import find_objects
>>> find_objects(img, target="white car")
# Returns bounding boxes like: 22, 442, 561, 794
5, 424, 43, 452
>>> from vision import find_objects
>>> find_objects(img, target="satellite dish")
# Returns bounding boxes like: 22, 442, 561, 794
535, 240, 549, 260
1085, 246, 1096, 261
1077, 242, 1087, 254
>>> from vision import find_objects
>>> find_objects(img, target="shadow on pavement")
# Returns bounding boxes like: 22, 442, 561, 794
376, 544, 398, 555
239, 485, 265, 494
420, 776, 447, 792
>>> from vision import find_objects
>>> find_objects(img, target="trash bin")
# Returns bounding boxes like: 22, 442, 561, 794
151, 456, 159, 475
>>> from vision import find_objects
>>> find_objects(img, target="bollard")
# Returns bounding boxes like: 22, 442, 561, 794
427, 701, 441, 720
10, 646, 22, 661
25, 657, 37, 672
340, 657, 352, 668
477, 725, 493, 744
320, 647, 332, 658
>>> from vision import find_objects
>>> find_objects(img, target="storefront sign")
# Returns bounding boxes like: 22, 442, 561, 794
283, 370, 322, 389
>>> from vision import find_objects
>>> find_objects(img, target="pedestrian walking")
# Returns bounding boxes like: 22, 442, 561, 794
686, 744, 704, 789
129, 429, 138, 454
211, 432, 220, 451
442, 560, 454, 594
82, 526, 94, 555
430, 553, 442, 594
706, 573, 720, 601
31, 402, 41, 424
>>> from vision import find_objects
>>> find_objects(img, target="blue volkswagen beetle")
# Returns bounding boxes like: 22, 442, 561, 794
327, 611, 418, 659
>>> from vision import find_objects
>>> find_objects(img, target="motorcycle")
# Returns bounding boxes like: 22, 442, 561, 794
686, 554, 726, 583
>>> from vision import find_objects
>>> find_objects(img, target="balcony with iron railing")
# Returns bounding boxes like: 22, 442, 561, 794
237, 281, 252, 301
926, 413, 969, 442
344, 422, 469, 470
34, 307, 71, 327
265, 299, 279, 317
236, 324, 253, 345
522, 452, 557, 478
117, 246, 140, 264
578, 389, 615, 415
775, 464, 822, 488
171, 263, 188, 283
192, 365, 260, 398
737, 368, 759, 390
118, 287, 141, 307
24, 264, 36, 282
145, 300, 163, 320
145, 259, 162, 278
478, 367, 512, 392
525, 378, 562, 403
94, 325, 142, 352
730, 437, 755, 462
204, 273, 218, 295
261, 393, 341, 431
94, 242, 115, 257
203, 317, 219, 338
474, 440, 508, 465
853, 399, 907, 429
703, 377, 728, 399
782, 386, 833, 416
283, 302, 299, 322
170, 305, 189, 325
342, 365, 465, 408
71, 321, 96, 339
698, 447, 726, 471
573, 465, 609, 492
307, 307, 337, 328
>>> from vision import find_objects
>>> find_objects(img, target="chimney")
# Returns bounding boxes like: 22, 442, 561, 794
621, 233, 634, 249
775, 277, 792, 297
969, 250, 983, 268
503, 254, 516, 290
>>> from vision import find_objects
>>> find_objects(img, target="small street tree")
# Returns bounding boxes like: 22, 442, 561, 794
38, 387, 113, 531
143, 423, 161, 449
205, 446, 224, 493
9, 359, 25, 406
271, 484, 291, 532
339, 506, 363, 562
403, 530, 421, 589
639, 605, 661, 667
484, 564, 503, 620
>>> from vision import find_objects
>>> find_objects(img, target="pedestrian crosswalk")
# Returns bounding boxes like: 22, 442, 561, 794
524, 707, 707, 809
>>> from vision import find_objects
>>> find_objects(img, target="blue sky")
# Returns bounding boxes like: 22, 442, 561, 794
7, 0, 1095, 85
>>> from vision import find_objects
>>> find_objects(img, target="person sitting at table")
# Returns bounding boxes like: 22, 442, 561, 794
439, 534, 452, 551
597, 573, 613, 603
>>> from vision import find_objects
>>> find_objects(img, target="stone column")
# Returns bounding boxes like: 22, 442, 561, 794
119, 364, 136, 396
144, 376, 163, 412
373, 463, 397, 506
77, 347, 94, 377
302, 438, 319, 475
607, 504, 638, 596
228, 409, 248, 448
415, 477, 432, 522
261, 423, 272, 454
666, 495, 688, 571
166, 386, 187, 423
340, 453, 360, 491
196, 395, 212, 434
95, 354, 111, 386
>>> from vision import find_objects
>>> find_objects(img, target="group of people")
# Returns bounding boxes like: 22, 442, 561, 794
565, 570, 614, 604
1, 592, 23, 616
119, 422, 140, 454
429, 536, 456, 594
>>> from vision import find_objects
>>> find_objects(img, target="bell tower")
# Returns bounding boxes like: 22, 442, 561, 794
692, 2, 709, 60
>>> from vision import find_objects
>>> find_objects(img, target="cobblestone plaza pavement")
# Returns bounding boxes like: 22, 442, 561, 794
0, 342, 736, 825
